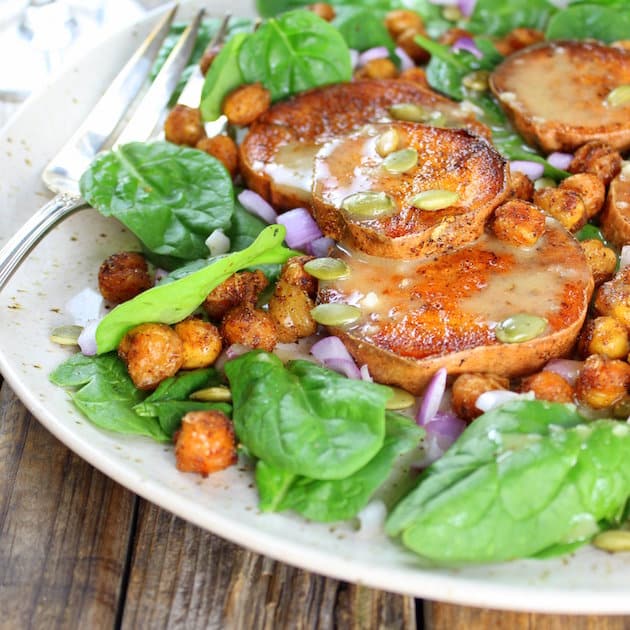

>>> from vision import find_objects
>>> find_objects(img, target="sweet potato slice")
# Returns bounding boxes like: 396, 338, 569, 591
600, 170, 630, 247
318, 220, 593, 394
490, 41, 630, 153
311, 121, 509, 258
239, 79, 490, 211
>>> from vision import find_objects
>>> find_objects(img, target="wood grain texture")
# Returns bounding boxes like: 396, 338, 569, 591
425, 601, 630, 630
121, 500, 417, 630
0, 382, 136, 629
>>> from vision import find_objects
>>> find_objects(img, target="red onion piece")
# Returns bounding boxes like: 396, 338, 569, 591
311, 335, 352, 363
360, 364, 373, 382
154, 268, 169, 285
205, 228, 230, 256
510, 160, 545, 180
416, 367, 447, 426
547, 151, 573, 170
349, 48, 360, 71
620, 245, 630, 270
451, 36, 483, 59
475, 389, 535, 413
458, 0, 477, 17
425, 411, 467, 450
78, 319, 99, 356
276, 207, 322, 250
395, 46, 415, 71
543, 358, 583, 386
323, 357, 361, 380
237, 189, 278, 224
225, 343, 249, 359
358, 46, 389, 66
309, 236, 334, 258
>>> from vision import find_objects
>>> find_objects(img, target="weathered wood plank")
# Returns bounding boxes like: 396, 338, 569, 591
121, 500, 417, 629
424, 601, 630, 629
0, 382, 136, 629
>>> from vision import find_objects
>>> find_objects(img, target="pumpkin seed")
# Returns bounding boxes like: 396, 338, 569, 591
190, 386, 232, 402
341, 191, 395, 218
495, 314, 548, 343
304, 257, 350, 280
462, 70, 490, 92
606, 84, 630, 107
311, 303, 361, 326
375, 127, 400, 157
592, 530, 630, 553
383, 148, 418, 173
409, 189, 459, 211
50, 325, 83, 346
389, 103, 430, 123
442, 5, 462, 21
386, 387, 416, 410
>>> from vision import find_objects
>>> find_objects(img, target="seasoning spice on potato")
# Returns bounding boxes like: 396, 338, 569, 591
98, 251, 152, 304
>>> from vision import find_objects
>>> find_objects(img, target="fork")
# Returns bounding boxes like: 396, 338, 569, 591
0, 4, 209, 290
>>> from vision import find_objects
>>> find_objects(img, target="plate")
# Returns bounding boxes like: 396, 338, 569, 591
1, 1, 629, 615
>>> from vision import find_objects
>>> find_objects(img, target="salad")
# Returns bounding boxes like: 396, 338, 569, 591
49, 0, 630, 566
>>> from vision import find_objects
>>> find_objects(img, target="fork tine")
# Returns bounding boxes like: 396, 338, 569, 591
42, 4, 179, 195
114, 8, 206, 147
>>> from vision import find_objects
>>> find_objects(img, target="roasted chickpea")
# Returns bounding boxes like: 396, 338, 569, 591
384, 9, 424, 40
196, 134, 239, 178
396, 28, 430, 64
578, 316, 630, 360
580, 239, 618, 286
223, 82, 271, 126
268, 280, 317, 343
594, 267, 630, 329
519, 371, 574, 403
174, 410, 237, 476
398, 66, 429, 88
174, 318, 223, 369
575, 354, 630, 409
98, 251, 152, 304
509, 170, 534, 201
221, 305, 278, 351
491, 199, 546, 247
204, 270, 269, 320
558, 173, 606, 219
118, 323, 183, 390
451, 373, 510, 422
308, 2, 335, 21
279, 255, 317, 297
494, 28, 544, 57
164, 104, 205, 147
569, 141, 622, 186
533, 186, 587, 232
356, 58, 398, 80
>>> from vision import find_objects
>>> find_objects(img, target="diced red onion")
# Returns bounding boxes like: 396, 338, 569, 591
547, 151, 573, 170
311, 335, 352, 363
360, 364, 373, 382
425, 411, 467, 451
475, 389, 535, 413
205, 228, 230, 257
323, 357, 361, 380
510, 160, 545, 180
395, 46, 415, 71
238, 189, 278, 224
225, 343, 249, 359
451, 36, 483, 59
154, 268, 168, 285
309, 236, 334, 258
358, 46, 389, 67
78, 319, 99, 356
276, 207, 322, 250
620, 245, 630, 270
458, 0, 477, 17
416, 367, 447, 426
543, 358, 583, 386
349, 48, 360, 71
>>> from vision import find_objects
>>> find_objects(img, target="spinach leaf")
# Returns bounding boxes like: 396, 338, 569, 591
95, 225, 295, 353
50, 353, 168, 442
79, 141, 234, 261
256, 413, 423, 522
386, 400, 630, 564
333, 6, 395, 54
256, 0, 394, 17
466, 0, 557, 36
239, 10, 352, 102
200, 32, 250, 122
545, 5, 630, 42
224, 351, 392, 480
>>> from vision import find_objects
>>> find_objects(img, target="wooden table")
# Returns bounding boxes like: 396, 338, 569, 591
1, 107, 628, 630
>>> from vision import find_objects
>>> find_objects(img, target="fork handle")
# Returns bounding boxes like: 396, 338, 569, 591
0, 192, 87, 290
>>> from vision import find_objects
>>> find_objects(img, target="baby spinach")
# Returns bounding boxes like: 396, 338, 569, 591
95, 225, 295, 354
239, 10, 352, 102
545, 4, 630, 42
50, 353, 168, 441
255, 412, 422, 522
386, 400, 630, 565
466, 0, 557, 36
333, 6, 395, 55
224, 351, 393, 480
80, 141, 234, 261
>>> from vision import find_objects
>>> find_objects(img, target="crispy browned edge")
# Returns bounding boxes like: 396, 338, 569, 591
489, 40, 630, 152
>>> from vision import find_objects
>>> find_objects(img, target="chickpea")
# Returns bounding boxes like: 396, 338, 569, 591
558, 173, 606, 219
174, 410, 237, 476
575, 354, 630, 409
519, 371, 574, 403
221, 305, 278, 351
398, 66, 429, 88
494, 28, 544, 57
164, 104, 205, 147
204, 270, 269, 320
308, 2, 335, 21
509, 170, 534, 201
279, 255, 317, 297
385, 9, 424, 40
451, 373, 510, 422
396, 28, 430, 64
356, 58, 398, 80
196, 134, 239, 178
118, 323, 183, 390
578, 316, 630, 360
174, 318, 223, 369
268, 280, 317, 343
533, 187, 587, 232
580, 239, 618, 286
223, 82, 271, 126
569, 141, 622, 186
98, 251, 152, 304
491, 199, 546, 247
594, 267, 630, 329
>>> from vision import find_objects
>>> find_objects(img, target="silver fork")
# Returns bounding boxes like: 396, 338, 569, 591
0, 4, 207, 290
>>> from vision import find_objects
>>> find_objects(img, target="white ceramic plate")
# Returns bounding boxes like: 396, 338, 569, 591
1, 1, 629, 615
